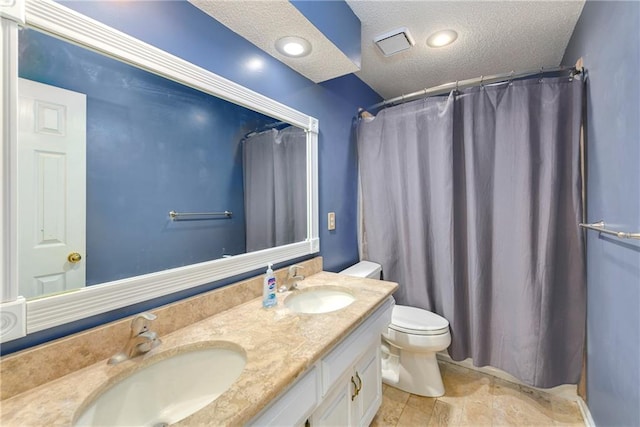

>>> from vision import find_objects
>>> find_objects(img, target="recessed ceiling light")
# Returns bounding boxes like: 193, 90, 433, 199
426, 30, 458, 48
275, 36, 312, 58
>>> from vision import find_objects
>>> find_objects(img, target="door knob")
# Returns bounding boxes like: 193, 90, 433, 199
67, 252, 82, 263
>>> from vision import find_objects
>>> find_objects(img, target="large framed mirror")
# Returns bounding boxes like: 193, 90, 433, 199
0, 0, 319, 342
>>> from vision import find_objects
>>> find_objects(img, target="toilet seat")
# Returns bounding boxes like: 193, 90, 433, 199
389, 305, 449, 336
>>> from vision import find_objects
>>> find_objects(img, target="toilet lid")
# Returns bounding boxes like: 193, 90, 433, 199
389, 305, 449, 336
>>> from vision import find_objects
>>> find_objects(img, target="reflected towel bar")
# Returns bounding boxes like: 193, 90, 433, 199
169, 210, 232, 220
579, 221, 640, 240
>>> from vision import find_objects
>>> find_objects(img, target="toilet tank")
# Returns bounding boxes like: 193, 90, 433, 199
339, 261, 382, 279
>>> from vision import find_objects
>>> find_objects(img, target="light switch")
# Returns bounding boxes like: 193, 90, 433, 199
328, 212, 336, 231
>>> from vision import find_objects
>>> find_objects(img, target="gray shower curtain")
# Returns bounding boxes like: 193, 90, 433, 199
243, 127, 307, 252
357, 76, 585, 387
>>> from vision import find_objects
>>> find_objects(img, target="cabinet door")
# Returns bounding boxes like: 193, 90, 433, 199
354, 343, 382, 427
311, 381, 353, 427
249, 367, 318, 426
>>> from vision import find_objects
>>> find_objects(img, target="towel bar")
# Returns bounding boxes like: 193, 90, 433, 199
169, 210, 232, 220
579, 221, 640, 240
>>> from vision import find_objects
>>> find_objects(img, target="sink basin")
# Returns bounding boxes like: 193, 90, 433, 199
285, 286, 355, 314
74, 343, 246, 426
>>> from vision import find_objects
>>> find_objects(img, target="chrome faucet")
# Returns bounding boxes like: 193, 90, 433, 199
108, 312, 161, 365
278, 265, 305, 292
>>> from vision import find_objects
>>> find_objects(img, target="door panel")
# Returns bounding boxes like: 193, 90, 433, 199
312, 383, 352, 427
18, 78, 86, 299
355, 343, 382, 426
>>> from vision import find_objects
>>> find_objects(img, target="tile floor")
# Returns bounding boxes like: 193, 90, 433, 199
371, 361, 585, 426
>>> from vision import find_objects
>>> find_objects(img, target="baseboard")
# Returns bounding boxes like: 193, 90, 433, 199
577, 397, 596, 427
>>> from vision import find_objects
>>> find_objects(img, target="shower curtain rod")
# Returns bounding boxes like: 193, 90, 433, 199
242, 121, 288, 140
361, 65, 580, 114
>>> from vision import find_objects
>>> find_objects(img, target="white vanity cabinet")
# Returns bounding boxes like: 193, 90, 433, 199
249, 297, 392, 427
311, 341, 381, 427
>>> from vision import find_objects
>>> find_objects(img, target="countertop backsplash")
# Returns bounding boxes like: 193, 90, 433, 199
0, 257, 323, 400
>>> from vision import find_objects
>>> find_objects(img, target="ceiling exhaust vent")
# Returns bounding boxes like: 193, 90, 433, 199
373, 27, 415, 57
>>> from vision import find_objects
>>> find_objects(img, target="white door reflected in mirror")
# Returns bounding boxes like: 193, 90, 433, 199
17, 78, 87, 299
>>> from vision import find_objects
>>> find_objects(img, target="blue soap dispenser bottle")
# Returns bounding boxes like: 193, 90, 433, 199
262, 263, 277, 308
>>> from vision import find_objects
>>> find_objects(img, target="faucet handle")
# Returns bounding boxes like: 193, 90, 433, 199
135, 331, 161, 353
288, 264, 305, 277
130, 312, 157, 336
137, 312, 157, 321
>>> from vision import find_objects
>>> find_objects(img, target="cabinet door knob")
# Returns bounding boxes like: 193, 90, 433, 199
355, 371, 363, 393
67, 252, 82, 263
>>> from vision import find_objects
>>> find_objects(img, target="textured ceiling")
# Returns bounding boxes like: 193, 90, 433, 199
347, 0, 585, 99
190, 1, 585, 100
189, 0, 359, 83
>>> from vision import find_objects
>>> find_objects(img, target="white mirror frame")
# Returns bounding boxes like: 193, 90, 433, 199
0, 0, 319, 342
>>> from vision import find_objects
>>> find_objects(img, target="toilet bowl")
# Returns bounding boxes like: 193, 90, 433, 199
339, 261, 451, 397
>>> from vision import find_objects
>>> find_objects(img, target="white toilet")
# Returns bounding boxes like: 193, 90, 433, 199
340, 261, 451, 397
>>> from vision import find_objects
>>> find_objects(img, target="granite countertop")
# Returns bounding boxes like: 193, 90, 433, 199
0, 271, 397, 426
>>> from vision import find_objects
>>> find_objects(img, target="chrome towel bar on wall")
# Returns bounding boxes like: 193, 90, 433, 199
579, 221, 640, 240
169, 210, 233, 220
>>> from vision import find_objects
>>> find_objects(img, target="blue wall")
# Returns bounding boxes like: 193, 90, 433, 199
562, 2, 640, 426
3, 1, 380, 354
19, 28, 280, 285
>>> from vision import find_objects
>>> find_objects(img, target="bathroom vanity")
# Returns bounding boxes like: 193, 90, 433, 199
251, 295, 392, 426
0, 271, 397, 426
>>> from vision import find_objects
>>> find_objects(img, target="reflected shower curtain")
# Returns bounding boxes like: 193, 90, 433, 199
243, 127, 307, 252
357, 77, 585, 387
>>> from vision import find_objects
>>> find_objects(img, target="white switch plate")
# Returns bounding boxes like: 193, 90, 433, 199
328, 212, 336, 230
